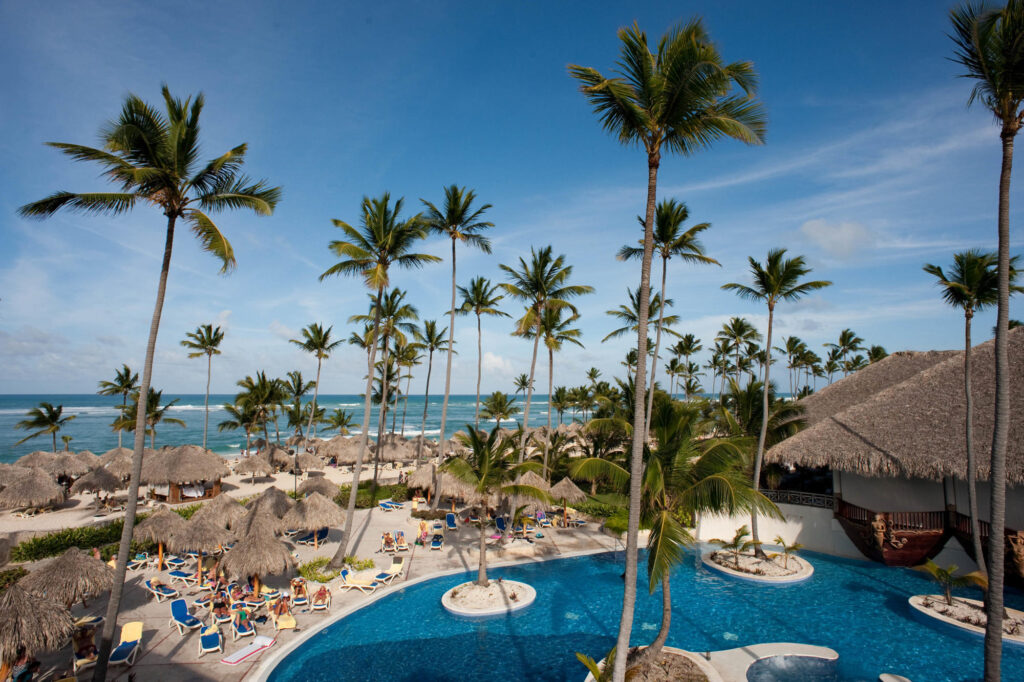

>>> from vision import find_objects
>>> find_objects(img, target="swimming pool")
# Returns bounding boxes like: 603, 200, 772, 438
266, 548, 1024, 681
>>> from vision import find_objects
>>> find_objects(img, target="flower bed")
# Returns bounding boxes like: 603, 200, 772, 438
909, 595, 1024, 644
702, 550, 813, 583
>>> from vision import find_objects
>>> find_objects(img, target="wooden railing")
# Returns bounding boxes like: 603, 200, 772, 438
889, 510, 944, 531
835, 498, 872, 523
763, 489, 835, 510
952, 511, 991, 539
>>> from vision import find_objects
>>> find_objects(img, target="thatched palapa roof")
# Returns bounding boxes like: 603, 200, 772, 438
19, 547, 114, 607
15, 451, 56, 469
550, 477, 587, 504
295, 452, 322, 470
134, 506, 187, 544
297, 477, 339, 498
245, 486, 294, 518
74, 450, 101, 469
191, 493, 246, 529
48, 452, 91, 478
99, 447, 132, 465
168, 516, 235, 553
0, 468, 65, 509
141, 444, 229, 485
235, 456, 274, 479
0, 584, 73, 663
220, 530, 293, 580
70, 467, 122, 494
281, 492, 344, 531
767, 328, 1024, 483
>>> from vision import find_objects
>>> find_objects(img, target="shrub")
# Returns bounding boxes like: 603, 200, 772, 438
298, 557, 341, 583
411, 509, 447, 521
173, 503, 203, 520
344, 556, 375, 571
0, 567, 27, 593
574, 501, 619, 518
334, 482, 409, 508
10, 516, 159, 563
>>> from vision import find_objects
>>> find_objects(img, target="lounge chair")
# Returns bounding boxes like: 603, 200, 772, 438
430, 534, 444, 550
395, 530, 409, 552
108, 621, 143, 667
74, 615, 104, 628
269, 605, 296, 631
430, 520, 444, 534
467, 511, 481, 524
169, 598, 203, 636
525, 520, 536, 535
143, 579, 179, 602
168, 570, 198, 587
290, 579, 309, 607
339, 569, 378, 594
284, 527, 301, 537
126, 552, 149, 571
164, 555, 186, 569
512, 524, 525, 539
231, 612, 256, 641
197, 624, 223, 657
380, 533, 397, 553
445, 512, 458, 532
374, 556, 405, 584
73, 650, 98, 673
296, 528, 328, 546
495, 517, 508, 536
377, 500, 395, 512
537, 511, 553, 528
310, 590, 331, 612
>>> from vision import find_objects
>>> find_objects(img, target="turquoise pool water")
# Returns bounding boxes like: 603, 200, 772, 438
267, 549, 1024, 681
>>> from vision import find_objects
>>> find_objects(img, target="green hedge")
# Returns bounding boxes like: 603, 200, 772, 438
334, 482, 408, 509
298, 557, 341, 583
411, 509, 447, 521
0, 567, 27, 593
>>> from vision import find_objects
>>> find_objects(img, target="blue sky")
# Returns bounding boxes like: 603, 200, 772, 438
0, 1, 1020, 396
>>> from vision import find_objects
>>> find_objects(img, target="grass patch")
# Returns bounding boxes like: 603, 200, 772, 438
334, 481, 408, 509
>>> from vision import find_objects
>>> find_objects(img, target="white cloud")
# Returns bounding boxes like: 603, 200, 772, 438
268, 320, 295, 341
799, 219, 876, 259
481, 351, 513, 375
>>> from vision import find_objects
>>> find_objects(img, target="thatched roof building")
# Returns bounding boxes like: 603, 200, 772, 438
191, 492, 246, 529
220, 530, 293, 581
281, 492, 344, 532
140, 444, 228, 502
297, 477, 339, 498
70, 467, 122, 495
19, 547, 114, 608
0, 468, 65, 509
0, 584, 73, 663
767, 328, 1024, 483
245, 486, 294, 518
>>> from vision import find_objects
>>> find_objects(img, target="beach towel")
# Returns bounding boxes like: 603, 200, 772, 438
220, 635, 275, 665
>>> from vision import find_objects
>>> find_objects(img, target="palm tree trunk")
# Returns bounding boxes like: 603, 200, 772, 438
52, 432, 57, 452
631, 572, 672, 669
331, 285, 383, 568
544, 346, 553, 480
433, 240, 458, 510
519, 326, 541, 463
963, 310, 986, 575
417, 350, 434, 461
984, 128, 1015, 682
477, 510, 489, 586
612, 151, 658, 682
750, 303, 774, 558
475, 313, 483, 429
93, 215, 176, 682
306, 356, 322, 441
644, 256, 668, 436
202, 353, 211, 449
401, 372, 412, 438
373, 334, 391, 489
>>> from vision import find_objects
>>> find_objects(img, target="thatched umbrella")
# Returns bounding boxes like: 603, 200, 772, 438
102, 451, 134, 480
70, 467, 122, 497
191, 493, 246, 530
99, 447, 132, 466
550, 477, 587, 527
281, 492, 344, 549
141, 444, 229, 486
297, 477, 339, 499
0, 584, 73, 667
236, 507, 285, 537
15, 451, 55, 469
0, 468, 65, 510
168, 517, 236, 578
48, 452, 91, 478
0, 465, 31, 488
235, 456, 274, 484
19, 547, 114, 608
219, 529, 293, 595
73, 450, 101, 470
245, 486, 294, 518
295, 452, 322, 471
135, 506, 187, 569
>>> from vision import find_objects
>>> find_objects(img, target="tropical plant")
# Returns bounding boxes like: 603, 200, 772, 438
513, 373, 533, 396
458, 276, 509, 427
924, 250, 1023, 576
551, 386, 570, 426
443, 426, 550, 585
97, 365, 139, 448
575, 646, 618, 682
17, 84, 280, 677
586, 367, 601, 386
711, 525, 759, 569
914, 559, 986, 606
115, 388, 185, 448
500, 246, 593, 460
619, 198, 718, 434
717, 317, 762, 386
481, 391, 520, 430
723, 249, 830, 554
15, 402, 77, 452
772, 534, 803, 570
289, 323, 342, 441
824, 328, 864, 377
394, 336, 423, 438
179, 324, 224, 449
325, 408, 354, 434
320, 192, 438, 563
868, 345, 889, 363
413, 320, 449, 460
218, 401, 258, 452
421, 185, 494, 468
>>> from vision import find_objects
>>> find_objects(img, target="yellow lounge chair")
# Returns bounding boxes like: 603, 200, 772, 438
339, 569, 378, 594
109, 621, 143, 667
270, 607, 297, 631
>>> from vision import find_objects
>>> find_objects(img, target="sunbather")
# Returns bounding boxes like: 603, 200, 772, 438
212, 592, 230, 619
291, 579, 308, 602
381, 532, 396, 552
271, 596, 291, 617
73, 626, 98, 661
311, 585, 330, 606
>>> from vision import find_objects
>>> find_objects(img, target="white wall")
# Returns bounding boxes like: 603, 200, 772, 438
837, 472, 946, 512
950, 479, 1024, 529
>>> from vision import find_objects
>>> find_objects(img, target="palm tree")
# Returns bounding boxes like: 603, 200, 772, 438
824, 347, 842, 384
325, 408, 355, 435
551, 386, 570, 426
825, 328, 864, 377
15, 402, 77, 451
290, 323, 342, 441
570, 23, 764, 676
17, 86, 279, 676
421, 185, 494, 464
218, 401, 258, 453
717, 317, 762, 386
180, 324, 224, 449
513, 373, 533, 396
723, 249, 830, 554
619, 199, 718, 434
235, 372, 284, 449
458, 276, 510, 427
711, 525, 759, 569
97, 365, 138, 448
924, 250, 1023, 576
116, 388, 186, 448
393, 336, 423, 438
413, 320, 449, 460
320, 193, 438, 563
602, 288, 679, 344
442, 426, 550, 585
586, 367, 601, 386
501, 246, 593, 461
282, 370, 316, 437
868, 345, 889, 363
949, 5, 1024, 660
481, 391, 520, 430
520, 307, 584, 479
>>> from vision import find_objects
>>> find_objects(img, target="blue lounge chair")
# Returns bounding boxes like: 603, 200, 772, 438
169, 598, 203, 636
445, 512, 458, 532
430, 534, 444, 550
395, 530, 409, 551
537, 511, 553, 528
164, 555, 186, 569
296, 528, 328, 546
495, 517, 508, 536
231, 612, 256, 641
290, 579, 309, 607
126, 553, 148, 571
168, 570, 198, 587
143, 579, 179, 602
377, 500, 395, 512
197, 624, 223, 657
108, 621, 143, 667
512, 523, 525, 539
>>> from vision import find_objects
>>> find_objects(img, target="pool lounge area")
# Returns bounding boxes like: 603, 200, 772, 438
261, 547, 1024, 682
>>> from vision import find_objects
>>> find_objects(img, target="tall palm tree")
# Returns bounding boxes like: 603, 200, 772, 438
442, 426, 549, 585
950, 8, 1024, 666
520, 307, 584, 479
235, 372, 284, 449
723, 249, 830, 554
116, 388, 186, 448
325, 408, 354, 434
570, 24, 764, 676
924, 250, 1022, 576
458, 276, 510, 427
602, 288, 680, 343
717, 317, 762, 386
421, 185, 494, 463
551, 386, 570, 426
290, 323, 342, 441
393, 336, 423, 438
413, 320, 449, 460
320, 193, 438, 563
823, 347, 842, 384
282, 370, 316, 437
586, 367, 602, 386
619, 198, 718, 434
218, 401, 258, 453
824, 328, 864, 377
17, 86, 279, 677
868, 345, 889, 363
180, 324, 224, 449
480, 392, 521, 432
513, 373, 533, 396
501, 246, 594, 460
14, 402, 77, 451
97, 365, 138, 448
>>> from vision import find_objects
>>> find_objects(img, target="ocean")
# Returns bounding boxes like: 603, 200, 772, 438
0, 393, 552, 464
